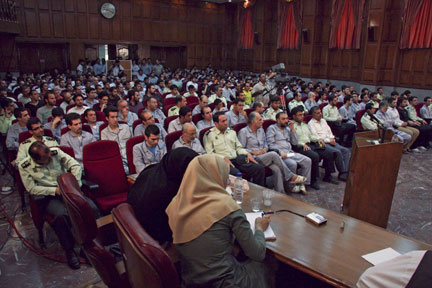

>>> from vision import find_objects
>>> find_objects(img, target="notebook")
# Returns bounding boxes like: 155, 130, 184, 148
245, 212, 276, 240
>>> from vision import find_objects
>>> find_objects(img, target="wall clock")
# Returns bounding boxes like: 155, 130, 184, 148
100, 2, 116, 19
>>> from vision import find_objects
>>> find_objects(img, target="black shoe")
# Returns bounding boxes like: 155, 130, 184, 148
323, 176, 339, 185
338, 172, 348, 182
309, 182, 320, 190
66, 249, 81, 270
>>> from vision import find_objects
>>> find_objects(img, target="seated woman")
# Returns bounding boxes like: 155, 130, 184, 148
127, 147, 199, 245
166, 154, 271, 288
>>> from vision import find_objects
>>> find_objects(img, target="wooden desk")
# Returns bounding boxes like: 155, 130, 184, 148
242, 183, 432, 288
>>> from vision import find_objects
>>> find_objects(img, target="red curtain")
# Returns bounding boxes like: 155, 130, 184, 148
329, 0, 365, 49
277, 1, 303, 49
239, 8, 254, 49
401, 0, 432, 48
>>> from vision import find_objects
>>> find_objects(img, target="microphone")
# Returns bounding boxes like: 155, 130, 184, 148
366, 110, 381, 124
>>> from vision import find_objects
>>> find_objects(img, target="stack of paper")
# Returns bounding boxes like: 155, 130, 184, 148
245, 212, 276, 240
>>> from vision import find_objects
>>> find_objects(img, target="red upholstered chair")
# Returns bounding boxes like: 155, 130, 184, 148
192, 113, 203, 124
199, 126, 213, 147
83, 140, 129, 213
164, 115, 178, 131
227, 101, 233, 110
58, 145, 75, 158
126, 136, 145, 175
60, 125, 93, 136
262, 120, 276, 132
208, 103, 216, 111
336, 102, 343, 109
303, 115, 313, 123
301, 96, 308, 103
163, 97, 176, 108
187, 96, 199, 105
163, 104, 175, 116
162, 93, 170, 99
244, 108, 254, 116
232, 122, 247, 134
356, 110, 366, 130
415, 103, 424, 117
98, 121, 127, 139
187, 103, 198, 111
165, 131, 182, 153
112, 203, 180, 288
319, 103, 328, 110
57, 173, 130, 288
81, 111, 106, 123
18, 129, 54, 143
132, 119, 142, 132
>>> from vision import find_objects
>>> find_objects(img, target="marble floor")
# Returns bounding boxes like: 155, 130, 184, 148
0, 149, 430, 287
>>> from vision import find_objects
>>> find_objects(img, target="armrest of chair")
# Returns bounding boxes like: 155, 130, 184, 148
81, 178, 99, 196
96, 214, 118, 246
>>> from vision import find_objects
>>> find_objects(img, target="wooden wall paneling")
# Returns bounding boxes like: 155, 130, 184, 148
40, 44, 67, 71
122, 19, 131, 40
65, 14, 77, 38
39, 12, 52, 37
38, 0, 49, 10
24, 11, 38, 37
122, 0, 131, 17
76, 0, 87, 13
132, 0, 142, 17
100, 18, 110, 40
52, 13, 65, 38
23, 0, 35, 9
18, 44, 40, 72
77, 14, 89, 39
88, 0, 98, 14
89, 15, 99, 39
112, 17, 121, 40
64, 0, 75, 12
151, 21, 160, 42
69, 42, 85, 68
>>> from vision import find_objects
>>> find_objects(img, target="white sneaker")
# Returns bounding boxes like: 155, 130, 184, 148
299, 184, 307, 195
418, 146, 427, 151
292, 185, 301, 193
411, 148, 422, 153
1, 186, 13, 195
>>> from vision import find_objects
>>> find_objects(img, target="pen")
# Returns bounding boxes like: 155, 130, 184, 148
261, 211, 275, 217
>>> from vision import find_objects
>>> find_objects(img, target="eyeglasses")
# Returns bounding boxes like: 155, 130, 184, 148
32, 126, 42, 131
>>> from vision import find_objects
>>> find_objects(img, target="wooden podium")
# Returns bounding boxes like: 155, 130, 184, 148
343, 130, 403, 228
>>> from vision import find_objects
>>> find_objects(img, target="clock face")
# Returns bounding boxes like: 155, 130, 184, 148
100, 2, 116, 19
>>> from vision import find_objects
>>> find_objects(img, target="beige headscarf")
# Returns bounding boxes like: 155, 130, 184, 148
166, 154, 241, 244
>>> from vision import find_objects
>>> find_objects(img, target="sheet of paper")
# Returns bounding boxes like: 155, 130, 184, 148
245, 212, 276, 240
361, 247, 401, 266
226, 186, 232, 195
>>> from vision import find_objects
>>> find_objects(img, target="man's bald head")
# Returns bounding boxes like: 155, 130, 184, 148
182, 123, 197, 143
29, 141, 52, 165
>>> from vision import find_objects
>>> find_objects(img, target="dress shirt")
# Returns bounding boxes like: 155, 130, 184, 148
293, 121, 318, 147
386, 107, 404, 127
263, 107, 283, 121
167, 119, 196, 134
67, 106, 87, 115
251, 81, 271, 106
196, 119, 214, 132
351, 103, 362, 114
288, 100, 307, 113
192, 105, 202, 116
339, 105, 356, 125
308, 118, 334, 143
406, 105, 423, 122
100, 124, 131, 162
420, 104, 432, 120
118, 111, 139, 133
145, 108, 166, 124
83, 99, 99, 108
322, 105, 341, 122
238, 126, 267, 152
225, 110, 246, 128
87, 121, 104, 141
304, 99, 317, 111
361, 114, 379, 130
171, 79, 183, 90
266, 124, 298, 152
208, 94, 227, 106
134, 123, 167, 143
172, 136, 205, 154
133, 141, 166, 174
204, 127, 247, 159
6, 122, 27, 150
36, 106, 54, 125
168, 106, 180, 117
60, 131, 95, 163
43, 120, 67, 142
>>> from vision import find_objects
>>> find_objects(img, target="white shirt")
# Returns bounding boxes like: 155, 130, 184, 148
387, 106, 404, 127
308, 118, 335, 143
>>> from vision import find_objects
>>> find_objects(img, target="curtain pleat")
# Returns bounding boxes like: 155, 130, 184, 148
407, 0, 432, 48
330, 0, 365, 49
400, 0, 425, 49
240, 8, 254, 49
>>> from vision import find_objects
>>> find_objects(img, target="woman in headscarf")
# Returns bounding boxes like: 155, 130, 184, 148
166, 154, 271, 288
127, 147, 199, 244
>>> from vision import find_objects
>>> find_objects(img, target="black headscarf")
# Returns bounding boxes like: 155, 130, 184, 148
127, 147, 199, 244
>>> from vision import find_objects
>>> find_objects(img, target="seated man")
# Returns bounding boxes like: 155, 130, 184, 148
16, 118, 58, 164
133, 124, 167, 174
165, 85, 181, 99
168, 95, 187, 117
208, 86, 227, 106
18, 142, 99, 269
292, 107, 345, 186
192, 95, 209, 116
6, 108, 29, 151
364, 102, 411, 151
266, 111, 312, 192
308, 106, 350, 181
196, 106, 214, 132
288, 92, 307, 114
67, 94, 87, 115
60, 113, 95, 165
213, 98, 227, 113
135, 110, 167, 143
263, 96, 283, 121
225, 98, 247, 128
398, 97, 432, 150
101, 107, 131, 173
168, 106, 196, 133
172, 123, 205, 154
230, 92, 250, 110
183, 85, 198, 98
83, 108, 104, 141
338, 95, 357, 126
239, 112, 306, 194
94, 91, 110, 113
252, 101, 266, 118
83, 87, 99, 108
0, 97, 16, 135
359, 92, 370, 110
204, 112, 265, 186
304, 92, 318, 112
420, 96, 432, 124
43, 107, 67, 142
145, 96, 166, 124
117, 100, 138, 134
322, 95, 356, 147
36, 91, 56, 125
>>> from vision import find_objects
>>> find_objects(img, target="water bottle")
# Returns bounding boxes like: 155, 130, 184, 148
233, 172, 244, 204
